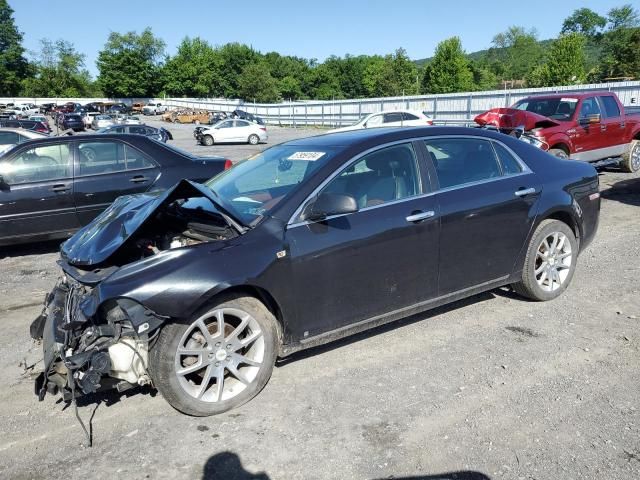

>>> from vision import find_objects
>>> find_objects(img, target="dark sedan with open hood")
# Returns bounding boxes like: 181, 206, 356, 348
31, 126, 600, 420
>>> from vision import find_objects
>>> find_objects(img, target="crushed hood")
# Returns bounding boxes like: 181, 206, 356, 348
62, 180, 230, 267
474, 108, 561, 131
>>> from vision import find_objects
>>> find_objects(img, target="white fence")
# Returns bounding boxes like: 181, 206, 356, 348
2, 80, 639, 127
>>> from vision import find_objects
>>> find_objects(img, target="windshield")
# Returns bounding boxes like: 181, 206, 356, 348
205, 145, 338, 224
512, 97, 578, 121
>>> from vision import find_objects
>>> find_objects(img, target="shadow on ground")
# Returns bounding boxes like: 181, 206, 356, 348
0, 239, 62, 259
201, 451, 491, 480
601, 176, 640, 207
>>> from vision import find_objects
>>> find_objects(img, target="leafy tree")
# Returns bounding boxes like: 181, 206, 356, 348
217, 43, 260, 98
22, 39, 96, 97
362, 48, 418, 97
469, 60, 498, 91
421, 37, 473, 94
561, 8, 607, 37
544, 33, 587, 85
162, 37, 223, 97
308, 62, 344, 100
607, 4, 639, 30
597, 26, 640, 80
0, 0, 30, 96
489, 26, 544, 80
237, 62, 279, 103
97, 28, 165, 97
278, 75, 303, 100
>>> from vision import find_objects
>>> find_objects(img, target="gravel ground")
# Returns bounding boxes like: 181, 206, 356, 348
0, 125, 639, 479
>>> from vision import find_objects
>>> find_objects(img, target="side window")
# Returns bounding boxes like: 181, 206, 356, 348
124, 144, 155, 170
77, 141, 125, 176
383, 112, 403, 123
402, 112, 419, 121
321, 143, 420, 209
492, 142, 523, 175
425, 138, 501, 189
600, 96, 621, 118
579, 97, 601, 118
0, 131, 20, 145
113, 126, 125, 133
218, 121, 233, 129
236, 120, 250, 127
0, 144, 71, 184
366, 114, 383, 127
129, 126, 146, 135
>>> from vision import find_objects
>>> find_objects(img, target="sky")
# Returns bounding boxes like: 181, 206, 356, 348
9, 0, 628, 77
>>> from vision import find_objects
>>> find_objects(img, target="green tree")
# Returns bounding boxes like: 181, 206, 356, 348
162, 37, 223, 97
607, 4, 639, 30
421, 37, 473, 94
363, 48, 418, 97
217, 43, 260, 98
597, 26, 640, 79
22, 39, 96, 97
97, 28, 165, 97
561, 8, 607, 37
544, 33, 587, 85
0, 0, 31, 96
237, 62, 279, 102
278, 75, 303, 100
489, 26, 544, 80
469, 60, 498, 91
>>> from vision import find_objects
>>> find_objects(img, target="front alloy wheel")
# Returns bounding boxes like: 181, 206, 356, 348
149, 295, 278, 416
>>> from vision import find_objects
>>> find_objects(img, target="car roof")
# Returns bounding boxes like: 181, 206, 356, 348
519, 91, 614, 101
14, 133, 153, 148
283, 126, 509, 148
0, 127, 46, 137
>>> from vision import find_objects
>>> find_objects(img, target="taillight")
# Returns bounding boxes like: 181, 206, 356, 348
426, 120, 433, 125
224, 159, 233, 170
259, 127, 267, 131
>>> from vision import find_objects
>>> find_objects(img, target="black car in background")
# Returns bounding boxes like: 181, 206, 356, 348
30, 127, 600, 417
96, 124, 173, 142
0, 119, 50, 134
106, 103, 130, 114
0, 134, 232, 246
58, 114, 85, 131
232, 109, 265, 125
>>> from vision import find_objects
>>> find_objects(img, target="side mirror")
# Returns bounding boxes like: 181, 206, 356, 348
306, 193, 358, 221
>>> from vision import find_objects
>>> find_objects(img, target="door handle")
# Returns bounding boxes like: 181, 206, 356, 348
130, 176, 149, 183
515, 187, 536, 197
600, 124, 607, 132
406, 210, 435, 223
51, 184, 70, 192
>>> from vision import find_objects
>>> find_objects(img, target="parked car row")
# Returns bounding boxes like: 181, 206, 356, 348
195, 119, 268, 145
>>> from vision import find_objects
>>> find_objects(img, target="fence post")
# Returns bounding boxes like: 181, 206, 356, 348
305, 104, 308, 126
434, 97, 438, 119
321, 104, 325, 127
339, 103, 343, 127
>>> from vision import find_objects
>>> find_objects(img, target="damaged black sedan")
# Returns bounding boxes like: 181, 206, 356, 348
31, 127, 600, 416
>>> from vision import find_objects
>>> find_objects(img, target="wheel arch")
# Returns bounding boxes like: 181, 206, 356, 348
537, 208, 581, 249
549, 142, 570, 155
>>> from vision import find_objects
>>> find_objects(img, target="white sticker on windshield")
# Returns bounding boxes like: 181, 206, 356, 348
561, 98, 578, 102
287, 151, 326, 161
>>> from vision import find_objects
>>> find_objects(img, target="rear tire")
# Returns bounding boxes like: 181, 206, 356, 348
202, 135, 214, 146
621, 139, 640, 173
248, 134, 259, 145
149, 295, 278, 416
512, 219, 578, 301
549, 148, 569, 159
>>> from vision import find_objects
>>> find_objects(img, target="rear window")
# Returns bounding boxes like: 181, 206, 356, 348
600, 96, 621, 118
67, 115, 82, 121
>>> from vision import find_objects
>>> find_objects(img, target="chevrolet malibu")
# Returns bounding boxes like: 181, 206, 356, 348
31, 126, 600, 417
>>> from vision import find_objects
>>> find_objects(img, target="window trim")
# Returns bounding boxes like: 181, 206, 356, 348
287, 139, 425, 227
3, 142, 73, 185
286, 135, 532, 228
74, 140, 157, 178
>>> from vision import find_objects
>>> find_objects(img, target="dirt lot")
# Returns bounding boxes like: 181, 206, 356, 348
0, 126, 639, 479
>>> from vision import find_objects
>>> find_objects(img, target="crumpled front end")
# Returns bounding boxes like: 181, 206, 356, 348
32, 275, 155, 402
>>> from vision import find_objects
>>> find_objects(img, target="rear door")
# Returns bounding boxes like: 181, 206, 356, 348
233, 120, 252, 141
424, 136, 539, 294
597, 95, 627, 155
73, 139, 160, 225
0, 142, 79, 242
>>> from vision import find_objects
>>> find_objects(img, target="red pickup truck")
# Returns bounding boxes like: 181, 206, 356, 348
475, 92, 640, 172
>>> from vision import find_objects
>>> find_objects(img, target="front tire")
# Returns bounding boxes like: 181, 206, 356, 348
248, 134, 259, 145
149, 295, 278, 416
512, 219, 578, 301
202, 135, 214, 146
621, 139, 640, 173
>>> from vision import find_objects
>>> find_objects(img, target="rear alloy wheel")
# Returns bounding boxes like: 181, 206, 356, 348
621, 139, 640, 173
149, 295, 278, 416
248, 134, 260, 145
549, 148, 569, 159
512, 219, 578, 301
202, 135, 214, 146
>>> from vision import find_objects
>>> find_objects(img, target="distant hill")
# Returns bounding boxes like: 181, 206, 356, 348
415, 38, 600, 71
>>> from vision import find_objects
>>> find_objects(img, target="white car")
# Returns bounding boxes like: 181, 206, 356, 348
82, 112, 100, 129
10, 104, 39, 118
91, 114, 116, 130
119, 115, 142, 125
197, 119, 267, 146
329, 110, 433, 133
142, 102, 167, 115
